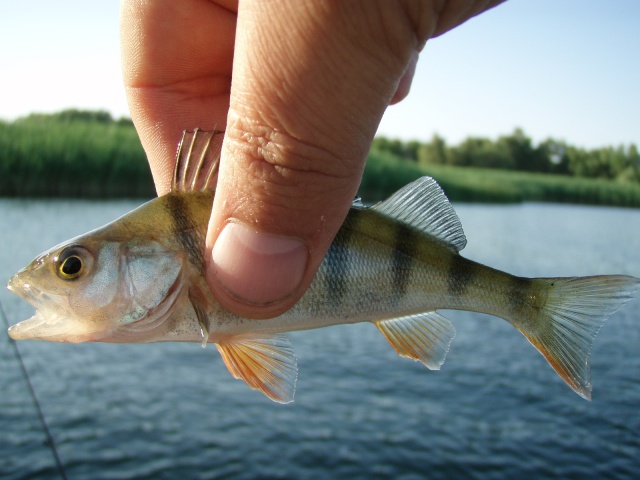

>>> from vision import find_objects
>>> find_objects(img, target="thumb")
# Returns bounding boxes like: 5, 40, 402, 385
205, 1, 424, 319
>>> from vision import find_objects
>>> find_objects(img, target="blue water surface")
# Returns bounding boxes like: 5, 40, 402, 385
0, 199, 638, 480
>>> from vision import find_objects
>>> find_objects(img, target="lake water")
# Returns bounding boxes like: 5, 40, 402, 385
0, 199, 639, 480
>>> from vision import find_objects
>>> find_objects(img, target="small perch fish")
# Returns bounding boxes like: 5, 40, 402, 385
7, 129, 639, 403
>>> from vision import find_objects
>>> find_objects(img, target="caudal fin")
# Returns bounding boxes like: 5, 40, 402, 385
517, 275, 639, 400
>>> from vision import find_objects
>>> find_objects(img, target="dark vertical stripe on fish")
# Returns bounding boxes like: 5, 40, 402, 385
447, 254, 476, 298
392, 222, 416, 302
166, 193, 205, 272
325, 211, 359, 306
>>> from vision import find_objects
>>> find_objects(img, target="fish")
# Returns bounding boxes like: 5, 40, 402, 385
7, 129, 639, 404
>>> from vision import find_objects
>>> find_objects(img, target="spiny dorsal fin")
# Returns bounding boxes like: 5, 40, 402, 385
172, 128, 224, 193
371, 177, 467, 252
215, 333, 298, 404
375, 311, 456, 370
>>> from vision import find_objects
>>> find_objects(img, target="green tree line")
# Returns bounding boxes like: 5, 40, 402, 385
372, 128, 640, 183
1, 110, 639, 207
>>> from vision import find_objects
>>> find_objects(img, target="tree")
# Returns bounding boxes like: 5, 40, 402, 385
449, 136, 513, 169
538, 138, 569, 174
404, 140, 421, 162
417, 134, 448, 166
498, 128, 550, 172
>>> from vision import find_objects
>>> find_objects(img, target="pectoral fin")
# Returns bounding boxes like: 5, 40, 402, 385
215, 334, 298, 404
188, 287, 210, 348
376, 311, 456, 370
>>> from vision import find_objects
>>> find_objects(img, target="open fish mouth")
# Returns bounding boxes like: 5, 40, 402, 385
7, 309, 94, 343
6, 274, 42, 339
8, 310, 51, 340
6, 275, 80, 342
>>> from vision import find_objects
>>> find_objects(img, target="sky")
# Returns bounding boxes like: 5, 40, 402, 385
1, 0, 638, 149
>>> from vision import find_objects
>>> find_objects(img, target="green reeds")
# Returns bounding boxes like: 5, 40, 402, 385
0, 117, 154, 198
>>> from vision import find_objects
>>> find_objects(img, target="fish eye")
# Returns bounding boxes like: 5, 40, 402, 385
61, 255, 82, 276
56, 246, 91, 281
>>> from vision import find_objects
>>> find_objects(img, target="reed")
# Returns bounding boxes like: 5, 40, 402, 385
0, 118, 154, 198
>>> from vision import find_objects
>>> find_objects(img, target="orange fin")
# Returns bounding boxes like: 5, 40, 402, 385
215, 334, 298, 404
375, 312, 456, 370
172, 128, 224, 193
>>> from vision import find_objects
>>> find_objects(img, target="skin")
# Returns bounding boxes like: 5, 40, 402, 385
120, 0, 504, 319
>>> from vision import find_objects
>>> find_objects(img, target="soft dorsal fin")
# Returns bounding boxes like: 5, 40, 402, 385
171, 128, 224, 193
371, 176, 467, 252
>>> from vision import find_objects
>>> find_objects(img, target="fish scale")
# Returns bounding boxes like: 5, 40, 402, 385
7, 129, 640, 404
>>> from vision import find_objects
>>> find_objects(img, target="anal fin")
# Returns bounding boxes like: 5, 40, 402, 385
375, 311, 456, 370
216, 334, 298, 404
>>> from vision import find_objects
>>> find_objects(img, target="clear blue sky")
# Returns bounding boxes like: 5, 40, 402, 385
1, 1, 638, 149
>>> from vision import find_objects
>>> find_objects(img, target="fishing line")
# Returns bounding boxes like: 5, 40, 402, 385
0, 298, 69, 480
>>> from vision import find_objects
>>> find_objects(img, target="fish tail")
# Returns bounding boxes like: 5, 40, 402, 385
512, 275, 639, 400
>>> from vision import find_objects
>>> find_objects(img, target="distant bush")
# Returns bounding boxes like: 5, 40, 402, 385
375, 128, 640, 183
17, 108, 116, 124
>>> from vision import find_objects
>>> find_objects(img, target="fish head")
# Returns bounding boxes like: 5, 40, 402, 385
7, 234, 185, 343
8, 239, 108, 342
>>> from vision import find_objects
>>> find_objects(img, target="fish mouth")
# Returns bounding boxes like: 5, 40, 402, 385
6, 273, 41, 339
7, 309, 91, 343
7, 272, 38, 303
6, 274, 79, 342
8, 310, 50, 340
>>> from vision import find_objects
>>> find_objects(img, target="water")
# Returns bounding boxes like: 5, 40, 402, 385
1, 199, 639, 480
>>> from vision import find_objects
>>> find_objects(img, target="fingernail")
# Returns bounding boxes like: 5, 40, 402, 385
211, 222, 308, 306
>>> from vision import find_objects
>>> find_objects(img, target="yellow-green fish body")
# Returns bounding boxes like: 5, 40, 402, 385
8, 130, 639, 403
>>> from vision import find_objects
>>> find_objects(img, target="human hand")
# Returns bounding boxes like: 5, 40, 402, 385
120, 0, 503, 319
